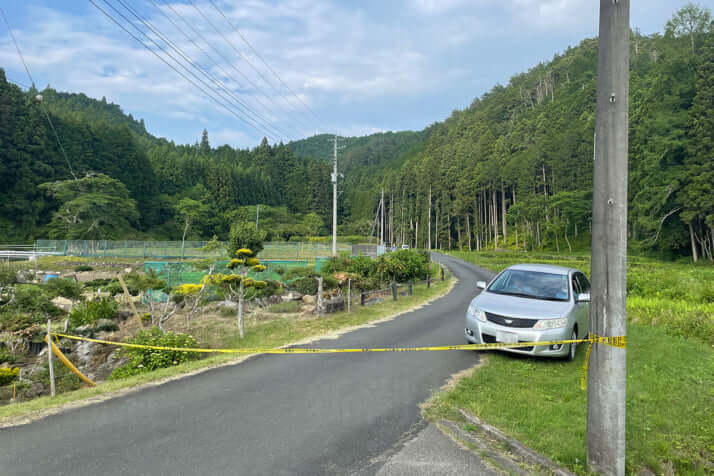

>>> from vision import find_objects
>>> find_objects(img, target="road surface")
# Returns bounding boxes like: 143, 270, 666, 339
1, 254, 494, 475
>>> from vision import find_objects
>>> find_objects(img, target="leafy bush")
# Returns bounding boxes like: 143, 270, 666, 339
267, 301, 302, 313
44, 278, 82, 300
321, 255, 352, 274
74, 265, 94, 272
13, 285, 64, 316
376, 250, 430, 282
0, 266, 17, 285
256, 280, 282, 298
0, 349, 16, 364
0, 367, 19, 386
348, 255, 377, 277
69, 297, 118, 328
0, 311, 43, 332
82, 278, 113, 290
283, 266, 319, 281
109, 328, 201, 379
293, 277, 318, 295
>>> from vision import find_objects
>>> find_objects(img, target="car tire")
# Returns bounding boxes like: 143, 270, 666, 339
565, 328, 577, 361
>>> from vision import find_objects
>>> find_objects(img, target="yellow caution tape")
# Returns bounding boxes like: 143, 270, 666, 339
50, 332, 624, 391
44, 335, 97, 387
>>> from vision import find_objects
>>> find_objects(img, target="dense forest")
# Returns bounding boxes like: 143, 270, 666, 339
0, 76, 332, 242
292, 4, 712, 261
1, 4, 712, 260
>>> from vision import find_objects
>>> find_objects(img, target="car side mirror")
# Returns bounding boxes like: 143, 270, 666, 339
577, 292, 590, 303
477, 281, 486, 290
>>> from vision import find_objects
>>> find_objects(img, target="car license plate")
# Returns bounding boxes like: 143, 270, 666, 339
496, 331, 519, 344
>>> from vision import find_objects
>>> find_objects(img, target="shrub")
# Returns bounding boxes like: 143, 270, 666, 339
376, 249, 430, 282
267, 301, 302, 313
74, 265, 94, 272
0, 367, 19, 386
69, 297, 118, 328
0, 349, 16, 364
82, 278, 112, 290
348, 255, 377, 277
109, 328, 201, 379
293, 277, 318, 295
284, 267, 319, 281
0, 266, 17, 285
0, 312, 43, 332
256, 280, 282, 298
44, 278, 82, 300
13, 285, 64, 316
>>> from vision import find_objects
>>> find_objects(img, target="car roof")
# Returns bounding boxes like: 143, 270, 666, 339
507, 263, 576, 275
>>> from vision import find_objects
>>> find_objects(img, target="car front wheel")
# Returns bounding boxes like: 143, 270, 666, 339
565, 329, 577, 361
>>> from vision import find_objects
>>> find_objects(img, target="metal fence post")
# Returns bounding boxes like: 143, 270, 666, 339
360, 290, 365, 306
408, 281, 413, 296
440, 266, 445, 281
427, 274, 431, 288
391, 282, 398, 301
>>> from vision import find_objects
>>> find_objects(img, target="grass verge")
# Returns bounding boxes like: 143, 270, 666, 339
0, 275, 454, 425
425, 323, 714, 475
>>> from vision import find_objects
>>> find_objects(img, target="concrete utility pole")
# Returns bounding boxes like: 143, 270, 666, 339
380, 188, 385, 246
588, 1, 629, 475
332, 136, 338, 256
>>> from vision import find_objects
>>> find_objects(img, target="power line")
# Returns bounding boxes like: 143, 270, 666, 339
207, 0, 329, 133
155, 0, 307, 140
113, 0, 292, 142
187, 0, 316, 137
90, 0, 281, 143
145, 0, 301, 141
1, 6, 77, 180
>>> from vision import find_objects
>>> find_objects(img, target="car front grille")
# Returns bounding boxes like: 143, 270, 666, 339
485, 312, 537, 328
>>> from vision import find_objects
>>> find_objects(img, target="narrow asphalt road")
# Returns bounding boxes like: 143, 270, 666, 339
1, 254, 494, 476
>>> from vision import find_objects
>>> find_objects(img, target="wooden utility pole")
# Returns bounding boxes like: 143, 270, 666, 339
588, 1, 629, 474
332, 136, 338, 256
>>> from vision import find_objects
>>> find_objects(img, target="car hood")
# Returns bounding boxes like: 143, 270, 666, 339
473, 291, 571, 319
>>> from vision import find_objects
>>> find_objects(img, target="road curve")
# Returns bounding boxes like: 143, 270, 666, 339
1, 254, 494, 476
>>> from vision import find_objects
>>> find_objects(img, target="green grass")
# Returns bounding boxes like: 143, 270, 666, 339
0, 275, 453, 423
425, 324, 714, 475
266, 300, 303, 313
431, 250, 714, 474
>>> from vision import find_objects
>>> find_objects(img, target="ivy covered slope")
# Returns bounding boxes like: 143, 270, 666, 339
292, 8, 713, 260
0, 73, 332, 242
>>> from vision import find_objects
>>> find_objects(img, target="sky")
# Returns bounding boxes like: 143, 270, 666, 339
0, 0, 704, 148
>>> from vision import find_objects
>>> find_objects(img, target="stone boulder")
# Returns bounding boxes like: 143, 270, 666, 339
15, 269, 34, 284
216, 300, 238, 310
281, 291, 303, 302
302, 295, 316, 305
301, 305, 316, 314
51, 296, 74, 312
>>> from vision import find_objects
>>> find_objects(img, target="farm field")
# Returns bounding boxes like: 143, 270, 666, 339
429, 251, 714, 474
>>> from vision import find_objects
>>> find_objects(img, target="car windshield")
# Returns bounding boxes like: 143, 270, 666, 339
487, 269, 569, 301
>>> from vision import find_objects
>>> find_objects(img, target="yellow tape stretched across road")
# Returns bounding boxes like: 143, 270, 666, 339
50, 332, 624, 390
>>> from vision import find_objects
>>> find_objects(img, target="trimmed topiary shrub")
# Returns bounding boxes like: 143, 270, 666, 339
0, 367, 19, 386
74, 265, 94, 272
69, 297, 118, 328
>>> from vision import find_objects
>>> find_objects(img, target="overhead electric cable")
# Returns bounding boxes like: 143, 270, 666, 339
207, 0, 329, 133
155, 0, 307, 140
1, 6, 77, 179
144, 0, 300, 141
187, 0, 316, 137
90, 0, 280, 143
114, 0, 291, 142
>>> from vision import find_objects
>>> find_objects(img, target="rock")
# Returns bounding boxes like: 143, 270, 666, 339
266, 295, 282, 305
75, 325, 91, 333
15, 269, 34, 284
51, 296, 74, 312
27, 382, 45, 399
282, 291, 303, 302
216, 300, 238, 310
124, 267, 133, 274
301, 305, 316, 314
94, 318, 115, 328
324, 296, 345, 313
302, 295, 316, 305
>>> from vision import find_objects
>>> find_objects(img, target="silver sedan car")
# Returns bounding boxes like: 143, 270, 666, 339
464, 264, 591, 360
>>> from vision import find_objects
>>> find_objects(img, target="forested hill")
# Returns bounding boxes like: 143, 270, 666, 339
0, 72, 331, 243
343, 7, 713, 260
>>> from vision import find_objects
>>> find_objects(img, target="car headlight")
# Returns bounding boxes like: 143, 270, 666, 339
467, 303, 486, 322
533, 318, 568, 330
